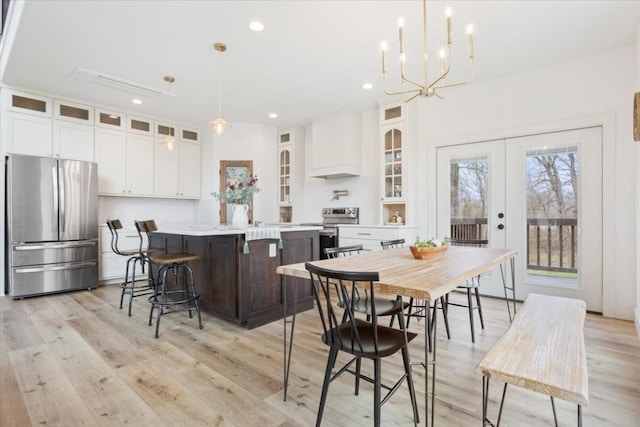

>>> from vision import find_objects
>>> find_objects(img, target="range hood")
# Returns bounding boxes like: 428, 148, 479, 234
307, 112, 362, 179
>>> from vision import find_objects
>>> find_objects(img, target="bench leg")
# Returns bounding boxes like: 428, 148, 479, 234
481, 377, 507, 426
497, 383, 508, 426
482, 376, 489, 426
578, 405, 582, 427
550, 396, 559, 426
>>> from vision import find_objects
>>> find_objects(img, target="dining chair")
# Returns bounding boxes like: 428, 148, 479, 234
305, 262, 420, 427
324, 245, 408, 324
446, 238, 489, 343
379, 238, 405, 249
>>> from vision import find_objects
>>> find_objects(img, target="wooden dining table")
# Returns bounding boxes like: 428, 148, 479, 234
276, 245, 518, 426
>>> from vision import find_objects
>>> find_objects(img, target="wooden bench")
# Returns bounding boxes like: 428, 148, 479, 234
476, 293, 588, 426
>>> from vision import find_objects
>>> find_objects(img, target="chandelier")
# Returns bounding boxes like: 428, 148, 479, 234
381, 0, 475, 102
162, 75, 178, 150
210, 42, 232, 135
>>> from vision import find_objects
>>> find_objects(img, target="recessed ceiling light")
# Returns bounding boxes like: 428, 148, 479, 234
362, 83, 373, 90
269, 113, 278, 119
249, 21, 264, 32
132, 98, 143, 105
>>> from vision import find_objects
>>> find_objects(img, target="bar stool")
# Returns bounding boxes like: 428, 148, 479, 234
106, 219, 158, 316
135, 220, 203, 338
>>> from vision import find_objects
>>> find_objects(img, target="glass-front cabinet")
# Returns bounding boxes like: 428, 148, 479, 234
278, 130, 293, 223
380, 103, 407, 224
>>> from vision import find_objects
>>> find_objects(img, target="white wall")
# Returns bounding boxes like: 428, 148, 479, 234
415, 45, 637, 321
635, 24, 640, 334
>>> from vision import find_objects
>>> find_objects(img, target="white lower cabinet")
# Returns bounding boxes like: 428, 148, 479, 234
99, 226, 148, 282
338, 225, 419, 252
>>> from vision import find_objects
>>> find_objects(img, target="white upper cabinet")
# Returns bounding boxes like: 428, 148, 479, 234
154, 140, 201, 199
179, 142, 201, 198
2, 90, 53, 156
52, 121, 94, 161
95, 127, 127, 194
95, 129, 154, 196
3, 111, 53, 156
308, 112, 361, 178
126, 134, 155, 196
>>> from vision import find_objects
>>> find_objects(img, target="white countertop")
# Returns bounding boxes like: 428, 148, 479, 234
337, 224, 418, 229
155, 224, 322, 237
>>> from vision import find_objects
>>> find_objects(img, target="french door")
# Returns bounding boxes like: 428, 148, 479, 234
436, 127, 603, 311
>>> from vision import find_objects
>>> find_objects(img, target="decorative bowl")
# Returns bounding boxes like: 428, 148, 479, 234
409, 245, 449, 260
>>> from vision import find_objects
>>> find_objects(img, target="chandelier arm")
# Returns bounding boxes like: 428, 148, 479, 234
433, 59, 474, 90
383, 73, 422, 97
401, 73, 428, 92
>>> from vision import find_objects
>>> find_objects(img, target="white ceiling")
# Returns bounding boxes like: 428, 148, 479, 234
2, 1, 640, 129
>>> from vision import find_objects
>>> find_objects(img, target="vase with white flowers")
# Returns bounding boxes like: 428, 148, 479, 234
214, 173, 261, 227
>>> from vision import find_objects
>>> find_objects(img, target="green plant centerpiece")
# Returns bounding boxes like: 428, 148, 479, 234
414, 236, 450, 248
410, 236, 450, 259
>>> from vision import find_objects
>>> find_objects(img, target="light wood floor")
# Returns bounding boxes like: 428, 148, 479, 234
1, 285, 639, 426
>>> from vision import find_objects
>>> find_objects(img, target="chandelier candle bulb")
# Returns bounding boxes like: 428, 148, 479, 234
381, 42, 387, 73
446, 7, 452, 44
398, 18, 405, 54
467, 25, 474, 58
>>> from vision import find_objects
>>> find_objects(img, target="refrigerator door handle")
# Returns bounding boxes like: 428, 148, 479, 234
14, 261, 98, 274
14, 241, 98, 251
52, 165, 60, 235
58, 163, 65, 233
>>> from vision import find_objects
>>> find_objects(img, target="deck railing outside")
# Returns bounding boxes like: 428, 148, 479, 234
450, 217, 578, 274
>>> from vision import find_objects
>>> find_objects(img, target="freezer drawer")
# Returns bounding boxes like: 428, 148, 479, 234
11, 240, 98, 267
10, 260, 98, 298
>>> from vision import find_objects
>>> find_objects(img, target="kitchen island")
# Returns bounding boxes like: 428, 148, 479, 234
149, 225, 320, 329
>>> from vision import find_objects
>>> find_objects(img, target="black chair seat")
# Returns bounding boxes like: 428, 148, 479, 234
323, 318, 417, 358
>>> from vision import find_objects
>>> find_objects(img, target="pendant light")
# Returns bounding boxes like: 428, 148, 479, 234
209, 42, 232, 135
162, 75, 178, 150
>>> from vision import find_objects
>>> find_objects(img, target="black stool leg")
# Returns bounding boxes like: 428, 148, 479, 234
120, 256, 134, 310
127, 256, 139, 317
185, 265, 202, 329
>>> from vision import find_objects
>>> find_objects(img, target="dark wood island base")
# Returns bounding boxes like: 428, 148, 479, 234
150, 229, 319, 329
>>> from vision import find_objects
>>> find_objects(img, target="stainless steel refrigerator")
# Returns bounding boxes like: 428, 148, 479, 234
5, 154, 99, 298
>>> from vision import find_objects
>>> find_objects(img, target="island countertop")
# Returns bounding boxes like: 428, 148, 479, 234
156, 224, 322, 236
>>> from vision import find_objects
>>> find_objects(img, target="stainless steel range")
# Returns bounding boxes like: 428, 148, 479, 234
318, 207, 359, 259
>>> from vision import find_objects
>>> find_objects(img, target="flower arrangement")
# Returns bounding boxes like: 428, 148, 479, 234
214, 173, 261, 204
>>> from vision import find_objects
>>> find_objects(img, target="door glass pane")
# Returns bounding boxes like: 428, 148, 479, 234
449, 156, 488, 241
525, 146, 578, 287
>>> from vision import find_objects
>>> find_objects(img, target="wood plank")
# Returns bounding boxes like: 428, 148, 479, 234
477, 293, 588, 406
8, 344, 97, 425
